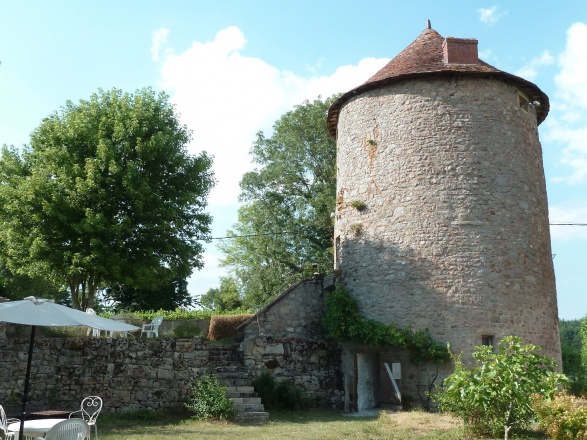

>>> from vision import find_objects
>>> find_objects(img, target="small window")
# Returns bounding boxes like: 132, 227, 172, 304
518, 94, 529, 112
481, 335, 494, 348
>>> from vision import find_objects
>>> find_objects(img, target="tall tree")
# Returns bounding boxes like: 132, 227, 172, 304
103, 278, 193, 312
200, 276, 242, 311
219, 96, 337, 308
0, 88, 214, 310
0, 263, 67, 303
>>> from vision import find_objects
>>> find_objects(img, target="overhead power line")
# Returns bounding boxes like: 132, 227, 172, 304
208, 231, 293, 240
202, 222, 587, 241
549, 222, 587, 226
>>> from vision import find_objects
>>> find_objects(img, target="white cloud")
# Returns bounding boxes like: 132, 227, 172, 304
514, 50, 554, 81
477, 6, 506, 25
549, 205, 587, 241
555, 23, 587, 109
156, 26, 388, 297
151, 28, 170, 62
158, 26, 388, 207
546, 22, 587, 184
478, 48, 497, 64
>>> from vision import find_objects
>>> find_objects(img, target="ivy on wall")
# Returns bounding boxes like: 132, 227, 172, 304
323, 288, 451, 364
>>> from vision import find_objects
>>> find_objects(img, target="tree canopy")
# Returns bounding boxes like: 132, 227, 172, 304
103, 278, 193, 312
0, 87, 214, 310
200, 276, 242, 311
218, 96, 337, 309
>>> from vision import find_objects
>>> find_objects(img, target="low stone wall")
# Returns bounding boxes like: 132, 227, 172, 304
241, 336, 344, 408
0, 333, 346, 414
0, 336, 210, 414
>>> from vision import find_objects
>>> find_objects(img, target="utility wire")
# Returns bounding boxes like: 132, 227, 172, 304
550, 222, 587, 226
208, 231, 293, 240
202, 222, 587, 241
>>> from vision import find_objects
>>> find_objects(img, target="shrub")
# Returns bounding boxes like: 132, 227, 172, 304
172, 322, 202, 338
432, 336, 566, 440
208, 314, 252, 341
533, 391, 587, 439
252, 371, 311, 410
184, 375, 236, 420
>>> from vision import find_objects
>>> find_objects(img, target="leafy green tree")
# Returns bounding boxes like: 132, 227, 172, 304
433, 336, 566, 439
0, 263, 67, 302
103, 277, 193, 312
0, 88, 214, 310
200, 276, 242, 311
219, 96, 337, 309
581, 316, 587, 391
560, 319, 586, 395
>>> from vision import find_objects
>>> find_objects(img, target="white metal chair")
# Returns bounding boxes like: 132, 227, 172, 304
0, 404, 20, 440
69, 396, 101, 440
43, 419, 89, 440
85, 309, 101, 337
141, 315, 163, 338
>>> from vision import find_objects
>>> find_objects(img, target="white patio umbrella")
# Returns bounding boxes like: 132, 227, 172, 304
0, 296, 140, 440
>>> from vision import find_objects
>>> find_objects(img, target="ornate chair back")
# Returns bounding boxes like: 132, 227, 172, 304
69, 396, 102, 439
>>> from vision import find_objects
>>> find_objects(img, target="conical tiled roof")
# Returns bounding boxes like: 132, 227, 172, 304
327, 28, 549, 138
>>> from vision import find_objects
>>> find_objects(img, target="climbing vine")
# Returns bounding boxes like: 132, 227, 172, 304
323, 288, 451, 364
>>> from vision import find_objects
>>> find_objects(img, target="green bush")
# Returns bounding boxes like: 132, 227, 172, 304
185, 375, 236, 420
252, 372, 311, 410
533, 391, 587, 439
433, 336, 566, 440
172, 322, 202, 338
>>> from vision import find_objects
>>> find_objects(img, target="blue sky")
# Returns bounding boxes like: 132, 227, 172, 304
1, 1, 586, 320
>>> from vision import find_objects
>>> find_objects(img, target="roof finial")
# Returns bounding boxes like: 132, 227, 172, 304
427, 19, 431, 29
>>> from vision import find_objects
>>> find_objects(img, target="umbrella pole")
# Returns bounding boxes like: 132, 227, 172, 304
19, 324, 35, 440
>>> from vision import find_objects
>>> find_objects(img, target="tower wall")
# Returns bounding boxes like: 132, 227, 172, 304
334, 76, 561, 363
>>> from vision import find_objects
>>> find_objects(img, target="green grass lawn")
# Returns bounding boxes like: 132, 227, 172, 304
96, 409, 549, 440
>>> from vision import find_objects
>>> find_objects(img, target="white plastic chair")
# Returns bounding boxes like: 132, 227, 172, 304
85, 309, 101, 337
0, 404, 20, 440
141, 315, 163, 338
43, 418, 89, 440
69, 396, 101, 440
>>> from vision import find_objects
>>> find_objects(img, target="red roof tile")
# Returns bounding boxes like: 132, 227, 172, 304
327, 28, 549, 138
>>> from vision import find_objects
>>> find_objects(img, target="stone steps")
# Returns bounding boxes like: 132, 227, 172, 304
226, 385, 255, 398
224, 382, 269, 422
234, 411, 271, 423
209, 346, 269, 423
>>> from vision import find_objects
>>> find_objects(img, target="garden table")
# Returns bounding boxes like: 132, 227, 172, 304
7, 418, 67, 438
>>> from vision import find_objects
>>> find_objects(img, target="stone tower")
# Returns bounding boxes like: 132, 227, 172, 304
327, 26, 561, 366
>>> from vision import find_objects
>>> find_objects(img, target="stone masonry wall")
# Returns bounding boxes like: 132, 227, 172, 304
0, 336, 209, 414
241, 336, 343, 409
334, 76, 561, 366
238, 276, 344, 408
241, 276, 335, 340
